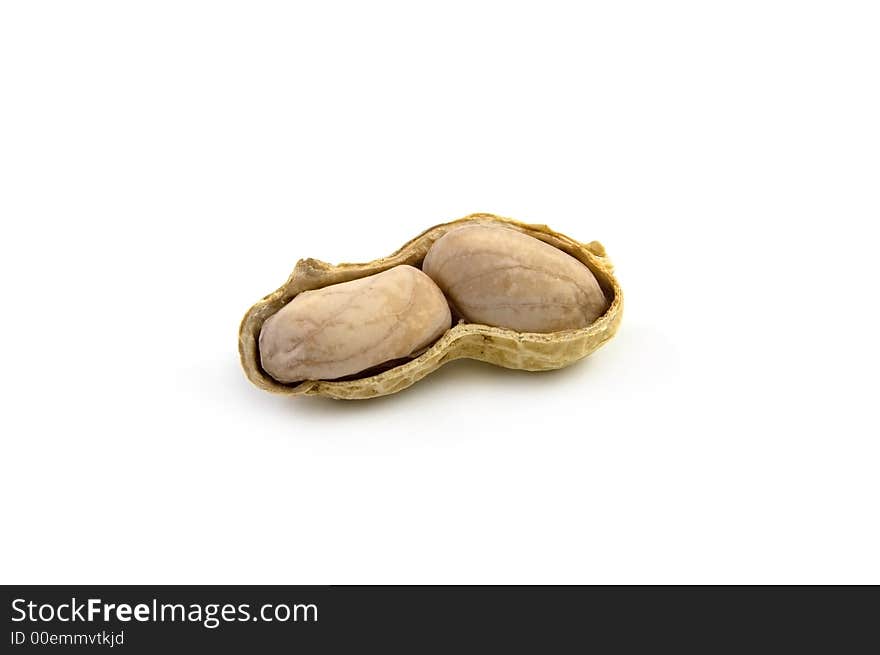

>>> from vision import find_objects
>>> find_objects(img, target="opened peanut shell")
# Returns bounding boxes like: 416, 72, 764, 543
239, 213, 623, 400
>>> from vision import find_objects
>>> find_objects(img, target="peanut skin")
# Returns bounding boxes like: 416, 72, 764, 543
422, 224, 608, 332
259, 265, 451, 382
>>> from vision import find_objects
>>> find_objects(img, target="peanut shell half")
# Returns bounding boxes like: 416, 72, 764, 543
239, 213, 623, 400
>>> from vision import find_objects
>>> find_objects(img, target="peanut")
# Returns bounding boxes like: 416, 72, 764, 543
422, 224, 608, 333
239, 214, 622, 399
258, 265, 451, 382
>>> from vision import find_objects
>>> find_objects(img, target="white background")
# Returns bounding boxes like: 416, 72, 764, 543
1, 1, 878, 584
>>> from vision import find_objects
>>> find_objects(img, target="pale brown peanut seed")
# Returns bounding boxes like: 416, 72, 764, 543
422, 224, 608, 333
259, 265, 451, 382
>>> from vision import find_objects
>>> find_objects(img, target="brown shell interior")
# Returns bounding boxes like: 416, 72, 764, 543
238, 213, 623, 399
